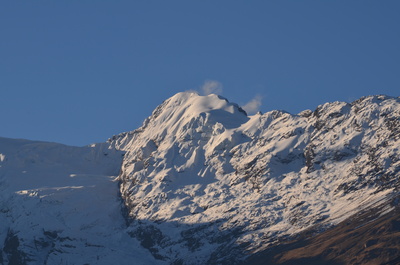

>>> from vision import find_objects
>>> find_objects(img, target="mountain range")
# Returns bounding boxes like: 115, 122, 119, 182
1, 92, 399, 264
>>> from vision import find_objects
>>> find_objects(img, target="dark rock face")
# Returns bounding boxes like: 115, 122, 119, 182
245, 205, 400, 265
2, 231, 27, 265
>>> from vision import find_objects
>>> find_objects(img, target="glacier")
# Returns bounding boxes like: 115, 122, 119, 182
0, 138, 163, 265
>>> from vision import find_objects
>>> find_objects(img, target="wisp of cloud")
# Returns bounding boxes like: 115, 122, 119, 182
201, 80, 223, 95
242, 95, 262, 115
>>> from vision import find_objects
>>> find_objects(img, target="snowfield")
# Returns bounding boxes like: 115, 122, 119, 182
0, 138, 164, 265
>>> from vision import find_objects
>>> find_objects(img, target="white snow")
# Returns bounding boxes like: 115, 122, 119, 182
0, 137, 164, 265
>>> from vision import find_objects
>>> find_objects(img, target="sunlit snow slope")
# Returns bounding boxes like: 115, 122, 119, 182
110, 92, 400, 264
0, 138, 164, 265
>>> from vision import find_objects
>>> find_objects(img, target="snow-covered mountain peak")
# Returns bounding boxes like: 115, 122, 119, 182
109, 92, 248, 151
110, 93, 400, 264
162, 92, 245, 115
149, 91, 248, 129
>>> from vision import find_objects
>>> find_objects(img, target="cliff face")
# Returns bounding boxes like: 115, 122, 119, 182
110, 92, 400, 264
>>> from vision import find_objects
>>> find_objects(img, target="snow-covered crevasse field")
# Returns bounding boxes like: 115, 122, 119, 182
110, 92, 400, 264
0, 138, 164, 264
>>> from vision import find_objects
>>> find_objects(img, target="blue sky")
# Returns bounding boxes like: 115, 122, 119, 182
1, 1, 399, 146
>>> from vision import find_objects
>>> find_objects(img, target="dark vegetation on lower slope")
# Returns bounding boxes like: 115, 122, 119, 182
245, 201, 400, 265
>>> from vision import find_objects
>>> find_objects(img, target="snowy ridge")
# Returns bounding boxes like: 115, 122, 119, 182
110, 93, 400, 264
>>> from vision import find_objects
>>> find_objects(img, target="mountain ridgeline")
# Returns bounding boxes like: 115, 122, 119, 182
1, 92, 400, 264
108, 92, 400, 264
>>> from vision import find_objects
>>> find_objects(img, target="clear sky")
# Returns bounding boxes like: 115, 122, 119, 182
1, 1, 399, 146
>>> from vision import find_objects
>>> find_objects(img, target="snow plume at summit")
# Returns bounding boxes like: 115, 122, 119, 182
198, 80, 262, 114
242, 94, 262, 114
200, 79, 223, 95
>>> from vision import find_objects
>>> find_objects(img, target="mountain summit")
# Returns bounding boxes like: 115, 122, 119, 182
1, 92, 400, 264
